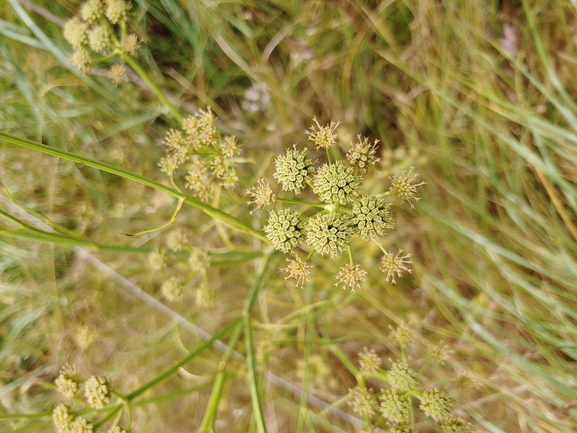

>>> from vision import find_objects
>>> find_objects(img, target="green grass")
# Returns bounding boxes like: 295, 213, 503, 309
1, 0, 577, 432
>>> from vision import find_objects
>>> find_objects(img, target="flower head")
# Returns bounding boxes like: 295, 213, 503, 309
428, 343, 453, 365
346, 135, 379, 173
70, 47, 92, 73
85, 375, 110, 409
108, 427, 128, 433
379, 389, 411, 424
105, 0, 132, 24
442, 418, 471, 433
189, 247, 211, 273
305, 117, 340, 149
389, 167, 425, 209
388, 361, 419, 392
161, 276, 185, 302
70, 417, 93, 433
121, 34, 140, 55
312, 161, 361, 205
195, 283, 216, 308
182, 108, 217, 150
282, 256, 313, 289
380, 250, 413, 284
305, 212, 352, 258
88, 25, 111, 54
390, 321, 413, 349
351, 195, 394, 240
264, 209, 303, 254
247, 178, 276, 213
53, 404, 74, 433
221, 135, 239, 158
420, 387, 453, 422
273, 145, 314, 194
55, 364, 78, 399
108, 64, 126, 85
166, 228, 188, 251
148, 249, 167, 270
389, 428, 416, 433
63, 18, 89, 49
81, 0, 103, 22
358, 348, 381, 372
348, 386, 377, 418
335, 263, 367, 292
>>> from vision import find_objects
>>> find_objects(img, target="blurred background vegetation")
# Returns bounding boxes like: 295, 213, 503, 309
1, 0, 576, 432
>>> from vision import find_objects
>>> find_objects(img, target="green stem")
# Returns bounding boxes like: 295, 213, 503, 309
277, 197, 326, 209
375, 190, 392, 198
244, 316, 267, 433
127, 317, 242, 401
122, 54, 183, 124
327, 345, 359, 377
0, 411, 52, 419
0, 133, 267, 242
325, 148, 333, 164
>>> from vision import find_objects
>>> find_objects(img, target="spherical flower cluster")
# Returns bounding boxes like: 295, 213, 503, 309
428, 343, 452, 365
312, 161, 361, 205
81, 0, 103, 23
105, 0, 132, 24
63, 18, 89, 49
55, 364, 78, 399
389, 428, 416, 433
247, 178, 276, 213
166, 228, 188, 251
71, 417, 93, 433
195, 283, 216, 308
88, 25, 111, 53
70, 47, 92, 73
358, 348, 381, 372
109, 64, 126, 85
182, 108, 218, 150
351, 195, 394, 240
305, 212, 352, 258
53, 404, 74, 433
273, 145, 314, 194
388, 361, 419, 392
148, 249, 167, 270
108, 427, 128, 433
442, 418, 471, 433
390, 321, 413, 348
389, 167, 425, 209
420, 387, 453, 422
264, 209, 303, 254
189, 247, 211, 273
335, 262, 367, 292
348, 386, 377, 418
84, 375, 110, 409
346, 135, 379, 173
380, 250, 413, 284
379, 389, 411, 424
305, 118, 339, 149
161, 276, 185, 302
281, 256, 313, 289
121, 34, 140, 55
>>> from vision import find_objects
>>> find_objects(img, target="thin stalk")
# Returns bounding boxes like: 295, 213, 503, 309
0, 133, 267, 242
244, 316, 267, 433
277, 197, 326, 209
122, 54, 183, 123
127, 317, 242, 401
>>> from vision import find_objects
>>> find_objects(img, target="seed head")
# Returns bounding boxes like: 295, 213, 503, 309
305, 212, 352, 258
185, 160, 209, 191
221, 135, 239, 158
148, 249, 167, 270
264, 209, 303, 254
166, 228, 188, 251
53, 404, 74, 433
85, 375, 110, 409
335, 263, 367, 292
428, 343, 453, 365
312, 161, 361, 205
70, 47, 92, 73
55, 364, 78, 399
346, 135, 379, 173
108, 427, 128, 433
351, 195, 394, 240
70, 417, 93, 433
105, 0, 132, 24
305, 117, 339, 149
108, 64, 126, 85
81, 0, 103, 23
161, 276, 185, 302
388, 361, 419, 392
281, 256, 313, 289
348, 386, 377, 418
189, 247, 211, 273
389, 167, 425, 209
88, 25, 111, 53
380, 250, 413, 284
247, 178, 276, 213
379, 389, 411, 424
182, 108, 217, 150
442, 418, 471, 433
195, 283, 216, 308
63, 18, 89, 49
121, 34, 140, 55
390, 321, 413, 349
420, 387, 453, 422
273, 145, 314, 194
358, 348, 381, 372
455, 371, 480, 390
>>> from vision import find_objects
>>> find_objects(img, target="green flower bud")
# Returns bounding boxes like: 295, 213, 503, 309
312, 160, 361, 205
264, 209, 303, 254
305, 212, 352, 258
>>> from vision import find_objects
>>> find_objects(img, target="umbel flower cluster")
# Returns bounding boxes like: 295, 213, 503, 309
347, 322, 475, 433
248, 119, 424, 290
158, 108, 240, 201
53, 366, 128, 433
62, 0, 140, 84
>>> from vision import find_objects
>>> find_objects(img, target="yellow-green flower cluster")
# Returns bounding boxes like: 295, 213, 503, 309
159, 108, 240, 201
420, 387, 453, 422
85, 375, 110, 409
62, 0, 139, 79
379, 390, 411, 424
388, 361, 419, 392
